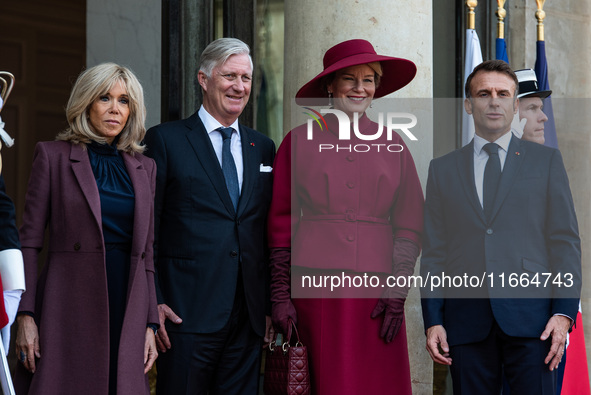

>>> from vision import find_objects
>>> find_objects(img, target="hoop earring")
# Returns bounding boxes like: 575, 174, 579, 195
328, 92, 333, 106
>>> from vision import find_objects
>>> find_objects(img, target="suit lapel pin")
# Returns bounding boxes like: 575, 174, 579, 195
250, 142, 255, 147
515, 152, 520, 156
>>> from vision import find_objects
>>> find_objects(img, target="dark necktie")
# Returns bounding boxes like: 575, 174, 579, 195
219, 127, 239, 210
483, 142, 501, 220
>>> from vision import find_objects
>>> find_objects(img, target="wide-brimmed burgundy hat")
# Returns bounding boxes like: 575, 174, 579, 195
295, 39, 417, 105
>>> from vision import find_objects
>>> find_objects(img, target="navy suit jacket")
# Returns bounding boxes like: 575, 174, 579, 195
144, 112, 275, 337
0, 175, 19, 251
421, 135, 581, 346
0, 175, 20, 326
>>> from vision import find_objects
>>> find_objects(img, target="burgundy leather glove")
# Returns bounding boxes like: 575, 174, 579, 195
370, 238, 420, 343
269, 248, 297, 335
371, 296, 405, 343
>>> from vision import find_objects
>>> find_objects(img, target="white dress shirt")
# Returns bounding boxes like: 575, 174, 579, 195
473, 131, 512, 208
198, 105, 244, 192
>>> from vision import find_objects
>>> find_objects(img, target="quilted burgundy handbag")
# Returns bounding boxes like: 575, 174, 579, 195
264, 319, 311, 395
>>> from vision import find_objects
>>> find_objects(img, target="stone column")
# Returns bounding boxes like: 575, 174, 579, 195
509, 0, 591, 380
224, 0, 256, 128
161, 0, 213, 121
284, 2, 433, 393
87, 0, 162, 128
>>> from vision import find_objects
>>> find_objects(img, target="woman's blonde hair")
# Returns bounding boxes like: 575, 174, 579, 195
56, 63, 147, 154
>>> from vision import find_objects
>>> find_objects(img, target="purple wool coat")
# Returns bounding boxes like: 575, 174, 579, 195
15, 141, 159, 395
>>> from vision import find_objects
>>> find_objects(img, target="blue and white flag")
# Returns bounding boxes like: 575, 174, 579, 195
534, 40, 558, 149
496, 37, 509, 64
462, 29, 483, 147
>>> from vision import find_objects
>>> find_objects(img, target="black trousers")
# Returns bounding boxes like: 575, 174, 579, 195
449, 320, 556, 395
156, 280, 262, 395
105, 246, 130, 395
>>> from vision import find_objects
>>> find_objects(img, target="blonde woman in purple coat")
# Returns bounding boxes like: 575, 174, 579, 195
14, 63, 159, 395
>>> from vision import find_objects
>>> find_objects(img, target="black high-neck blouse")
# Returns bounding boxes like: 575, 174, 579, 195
87, 140, 134, 245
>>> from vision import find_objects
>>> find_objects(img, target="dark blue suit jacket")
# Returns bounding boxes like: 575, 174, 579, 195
0, 174, 20, 325
144, 112, 275, 337
0, 175, 19, 251
421, 135, 581, 346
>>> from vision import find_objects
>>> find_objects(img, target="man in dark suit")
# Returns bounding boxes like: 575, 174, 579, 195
1, 96, 26, 357
421, 60, 581, 394
512, 68, 551, 145
145, 38, 275, 394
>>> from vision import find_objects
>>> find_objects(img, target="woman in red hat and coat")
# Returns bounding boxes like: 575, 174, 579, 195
267, 39, 424, 394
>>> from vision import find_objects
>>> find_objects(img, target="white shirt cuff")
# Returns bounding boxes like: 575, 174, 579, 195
0, 249, 25, 291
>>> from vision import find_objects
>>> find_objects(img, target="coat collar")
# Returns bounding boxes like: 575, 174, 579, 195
122, 151, 151, 296
488, 135, 525, 223
237, 125, 258, 217
122, 152, 150, 258
70, 143, 102, 230
457, 140, 485, 223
